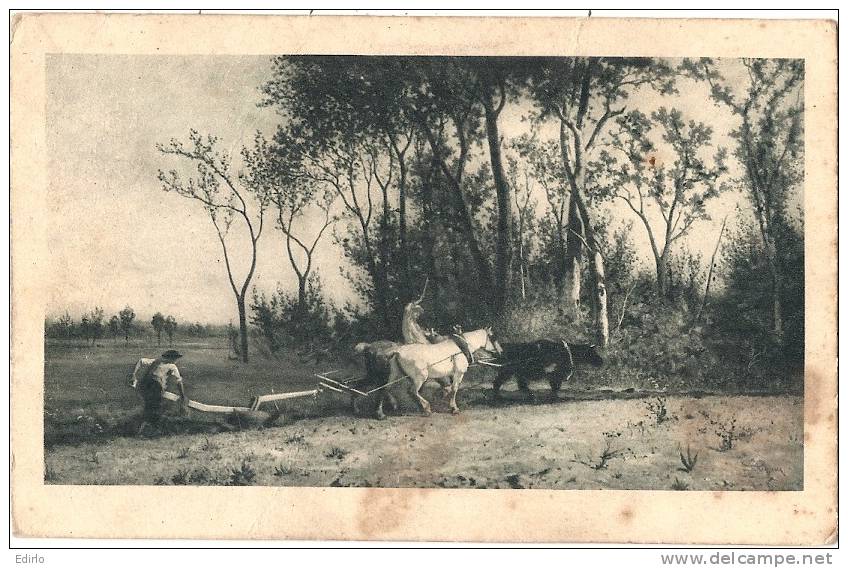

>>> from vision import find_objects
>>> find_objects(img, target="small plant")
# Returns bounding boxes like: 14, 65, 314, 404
678, 444, 699, 473
177, 446, 191, 459
285, 433, 306, 445
171, 469, 189, 485
325, 447, 349, 460
227, 460, 257, 486
201, 437, 220, 452
188, 467, 212, 484
153, 476, 168, 485
645, 396, 670, 425
575, 432, 624, 470
709, 416, 738, 451
273, 464, 292, 477
44, 465, 57, 482
671, 477, 689, 491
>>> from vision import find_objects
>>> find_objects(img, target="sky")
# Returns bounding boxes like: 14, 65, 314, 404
44, 55, 784, 325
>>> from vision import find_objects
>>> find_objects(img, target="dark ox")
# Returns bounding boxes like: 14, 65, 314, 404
492, 339, 603, 399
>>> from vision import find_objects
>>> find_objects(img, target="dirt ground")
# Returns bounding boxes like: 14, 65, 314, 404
45, 389, 803, 490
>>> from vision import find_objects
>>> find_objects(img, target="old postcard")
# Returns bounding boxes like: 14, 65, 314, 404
10, 13, 837, 543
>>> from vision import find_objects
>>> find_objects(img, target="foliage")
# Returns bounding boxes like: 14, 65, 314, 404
710, 215, 804, 387
157, 129, 268, 363
678, 444, 699, 473
118, 306, 136, 342
249, 274, 334, 353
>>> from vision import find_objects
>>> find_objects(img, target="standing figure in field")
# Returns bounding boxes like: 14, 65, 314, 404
379, 327, 502, 417
492, 340, 604, 400
130, 349, 189, 434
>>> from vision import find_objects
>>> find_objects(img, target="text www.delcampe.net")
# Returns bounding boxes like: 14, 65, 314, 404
660, 553, 834, 566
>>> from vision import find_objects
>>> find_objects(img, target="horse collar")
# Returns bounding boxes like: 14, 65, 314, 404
451, 333, 474, 365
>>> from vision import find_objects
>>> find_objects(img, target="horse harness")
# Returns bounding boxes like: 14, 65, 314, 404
449, 333, 475, 366
561, 340, 575, 370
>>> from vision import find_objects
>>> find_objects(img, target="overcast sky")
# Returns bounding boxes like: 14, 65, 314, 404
45, 55, 771, 324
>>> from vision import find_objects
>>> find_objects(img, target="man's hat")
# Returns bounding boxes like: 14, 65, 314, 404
161, 349, 183, 360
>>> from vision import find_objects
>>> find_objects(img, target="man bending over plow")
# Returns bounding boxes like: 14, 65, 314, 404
130, 349, 189, 434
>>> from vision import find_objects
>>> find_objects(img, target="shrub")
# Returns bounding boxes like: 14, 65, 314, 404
325, 447, 349, 460
250, 274, 335, 354
227, 460, 257, 486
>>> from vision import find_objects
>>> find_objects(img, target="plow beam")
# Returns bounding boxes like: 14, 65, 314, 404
161, 391, 252, 414
249, 389, 320, 411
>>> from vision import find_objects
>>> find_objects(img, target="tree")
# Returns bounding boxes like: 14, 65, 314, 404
592, 108, 728, 296
517, 134, 571, 295
157, 130, 267, 363
164, 315, 177, 345
56, 312, 74, 339
108, 315, 120, 343
686, 58, 804, 342
529, 57, 677, 345
87, 307, 105, 345
242, 133, 337, 317
263, 56, 529, 317
151, 312, 166, 346
505, 153, 539, 301
79, 316, 90, 344
119, 305, 135, 344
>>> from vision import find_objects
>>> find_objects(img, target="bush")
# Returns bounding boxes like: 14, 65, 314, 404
250, 274, 335, 354
709, 217, 804, 390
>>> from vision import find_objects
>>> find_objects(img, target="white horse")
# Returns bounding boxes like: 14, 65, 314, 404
381, 327, 502, 416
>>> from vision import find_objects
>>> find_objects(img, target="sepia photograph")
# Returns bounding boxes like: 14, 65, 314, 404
10, 13, 837, 543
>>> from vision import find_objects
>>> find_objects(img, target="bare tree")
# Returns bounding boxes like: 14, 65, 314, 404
157, 130, 267, 363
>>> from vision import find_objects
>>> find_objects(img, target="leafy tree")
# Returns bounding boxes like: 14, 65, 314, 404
151, 312, 166, 346
79, 316, 90, 343
56, 312, 73, 339
87, 307, 105, 344
686, 57, 804, 342
528, 57, 677, 345
242, 133, 337, 317
108, 315, 120, 343
157, 130, 268, 362
505, 152, 539, 301
164, 315, 177, 345
119, 305, 135, 344
591, 107, 728, 296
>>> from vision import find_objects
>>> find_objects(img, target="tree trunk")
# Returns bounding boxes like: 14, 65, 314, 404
573, 187, 610, 347
297, 274, 308, 317
237, 295, 249, 364
766, 241, 784, 341
656, 251, 669, 297
156, 330, 162, 346
397, 153, 409, 283
589, 246, 610, 347
563, 196, 583, 314
483, 96, 513, 313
